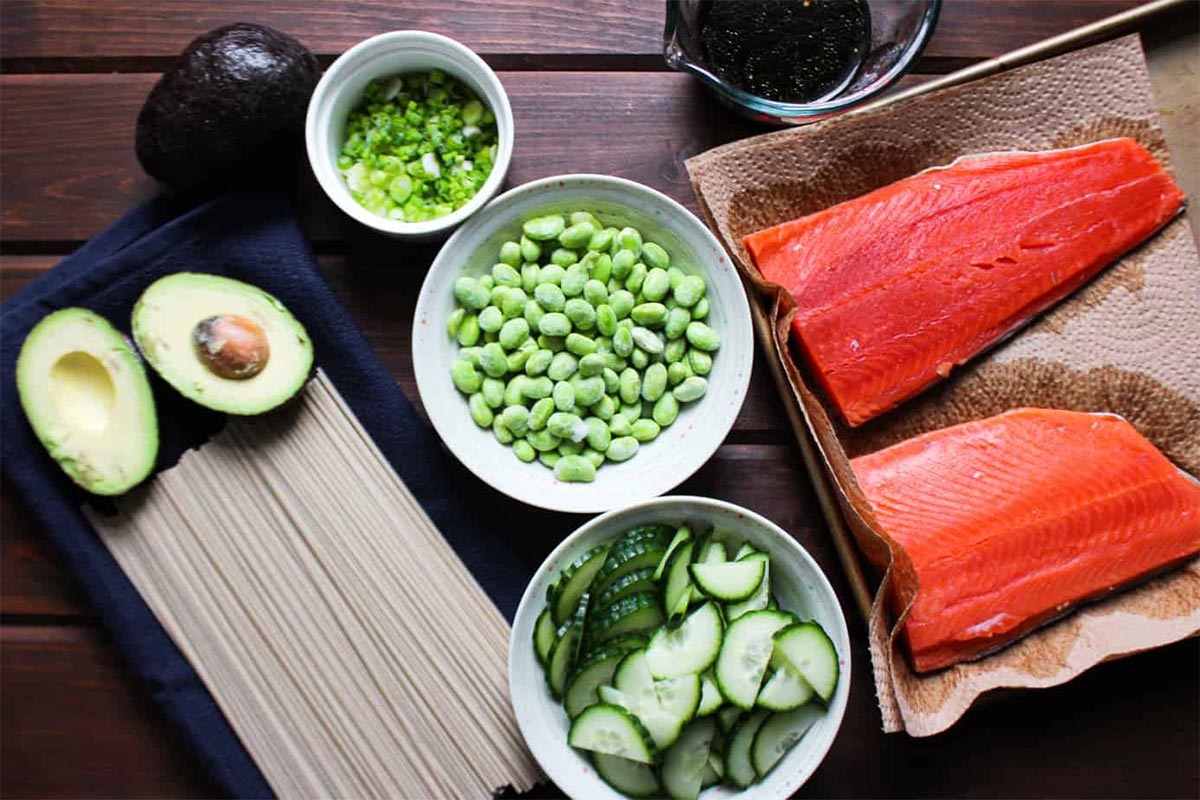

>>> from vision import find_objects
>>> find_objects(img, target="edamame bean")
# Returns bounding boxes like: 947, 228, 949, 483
582, 448, 605, 470
457, 313, 480, 346
630, 348, 649, 370
559, 221, 596, 250
549, 412, 588, 442
625, 262, 647, 294
619, 368, 641, 404
493, 417, 514, 444
497, 318, 530, 350
578, 353, 606, 377
504, 375, 527, 406
584, 417, 611, 452
500, 405, 530, 435
642, 362, 667, 401
468, 393, 493, 427
479, 275, 494, 291
584, 279, 608, 307
554, 454, 596, 483
529, 397, 555, 431
499, 241, 522, 267
559, 439, 584, 456
631, 418, 661, 442
599, 353, 627, 372
452, 359, 482, 394
447, 307, 465, 337
631, 302, 668, 327
613, 326, 634, 357
673, 275, 705, 307
562, 263, 589, 297
572, 375, 606, 407
667, 360, 693, 386
553, 381, 576, 412
538, 334, 565, 352
539, 451, 560, 468
565, 298, 597, 330
520, 235, 542, 263
492, 262, 521, 288
538, 312, 571, 337
607, 436, 639, 462
505, 342, 534, 373
664, 338, 687, 364
688, 349, 713, 376
490, 285, 510, 309
534, 282, 566, 311
610, 413, 632, 436
513, 439, 536, 463
611, 249, 636, 280
565, 332, 596, 357
459, 346, 482, 366
477, 342, 507, 377
667, 267, 685, 290
593, 394, 616, 420
521, 263, 539, 292
522, 376, 554, 400
570, 211, 602, 229
525, 348, 553, 376
642, 241, 670, 270
685, 321, 721, 352
523, 214, 565, 241
665, 307, 691, 340
539, 263, 565, 285
641, 267, 670, 301
454, 276, 490, 309
548, 352, 579, 381
596, 304, 618, 337
524, 299, 545, 329
631, 326, 664, 354
501, 287, 528, 319
588, 227, 614, 253
478, 306, 503, 333
590, 253, 612, 283
482, 377, 505, 408
601, 367, 620, 395
617, 227, 643, 254
609, 290, 636, 319
620, 401, 643, 421
674, 376, 708, 403
653, 393, 679, 427
550, 247, 578, 267
527, 427, 561, 451
691, 296, 709, 319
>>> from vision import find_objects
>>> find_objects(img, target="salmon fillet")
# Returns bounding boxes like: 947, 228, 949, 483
850, 408, 1200, 673
744, 139, 1185, 426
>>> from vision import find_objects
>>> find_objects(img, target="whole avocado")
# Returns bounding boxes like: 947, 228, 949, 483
136, 24, 320, 187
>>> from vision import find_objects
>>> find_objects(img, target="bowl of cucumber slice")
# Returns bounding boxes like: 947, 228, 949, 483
509, 496, 850, 799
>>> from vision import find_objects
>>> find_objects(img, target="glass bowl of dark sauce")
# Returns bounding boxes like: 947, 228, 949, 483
665, 0, 940, 124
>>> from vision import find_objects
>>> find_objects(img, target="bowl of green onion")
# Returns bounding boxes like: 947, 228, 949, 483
306, 30, 514, 239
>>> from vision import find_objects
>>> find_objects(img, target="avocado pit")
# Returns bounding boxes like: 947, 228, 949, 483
193, 315, 270, 379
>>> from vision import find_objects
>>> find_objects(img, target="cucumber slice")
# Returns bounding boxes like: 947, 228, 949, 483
714, 610, 796, 709
587, 592, 665, 646
733, 542, 759, 560
707, 747, 725, 779
579, 632, 647, 663
726, 553, 770, 621
697, 671, 722, 717
547, 618, 581, 699
716, 706, 743, 735
655, 525, 692, 581
756, 663, 815, 711
725, 709, 770, 788
751, 705, 822, 778
662, 541, 696, 627
773, 621, 840, 702
661, 718, 717, 800
592, 567, 657, 613
700, 761, 721, 789
592, 525, 673, 595
534, 607, 557, 667
553, 544, 610, 625
593, 753, 662, 797
645, 601, 723, 679
699, 539, 727, 564
568, 703, 656, 764
565, 647, 627, 718
689, 560, 766, 602
609, 649, 701, 750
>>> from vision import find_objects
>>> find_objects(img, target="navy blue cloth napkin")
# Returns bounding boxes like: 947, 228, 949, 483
1, 192, 534, 799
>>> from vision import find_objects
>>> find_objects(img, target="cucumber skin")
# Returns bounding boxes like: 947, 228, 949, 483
564, 647, 626, 718
725, 709, 770, 788
592, 566, 657, 613
714, 610, 797, 709
654, 526, 692, 581
662, 541, 696, 628
773, 621, 840, 702
553, 544, 610, 624
689, 560, 765, 602
568, 703, 657, 764
592, 752, 662, 798
750, 705, 822, 778
585, 592, 664, 647
547, 621, 581, 699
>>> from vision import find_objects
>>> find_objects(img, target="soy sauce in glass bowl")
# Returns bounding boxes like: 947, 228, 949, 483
664, 0, 940, 125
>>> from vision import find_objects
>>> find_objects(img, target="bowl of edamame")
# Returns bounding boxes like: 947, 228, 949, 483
412, 174, 753, 513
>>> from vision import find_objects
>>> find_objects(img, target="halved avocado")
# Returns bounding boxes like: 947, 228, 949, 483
16, 308, 159, 495
132, 273, 313, 414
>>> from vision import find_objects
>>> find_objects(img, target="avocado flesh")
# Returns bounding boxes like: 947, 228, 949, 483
16, 308, 159, 495
133, 273, 313, 414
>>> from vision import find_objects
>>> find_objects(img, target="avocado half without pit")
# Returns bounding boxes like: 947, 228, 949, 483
132, 273, 314, 414
16, 308, 159, 495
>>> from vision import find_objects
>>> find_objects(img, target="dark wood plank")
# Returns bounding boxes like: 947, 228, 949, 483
0, 0, 1143, 64
1, 625, 220, 798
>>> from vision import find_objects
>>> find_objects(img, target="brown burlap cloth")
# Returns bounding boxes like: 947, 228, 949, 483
686, 35, 1200, 736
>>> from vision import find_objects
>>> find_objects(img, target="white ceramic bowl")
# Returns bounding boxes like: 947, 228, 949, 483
509, 496, 852, 799
412, 175, 754, 513
305, 31, 514, 239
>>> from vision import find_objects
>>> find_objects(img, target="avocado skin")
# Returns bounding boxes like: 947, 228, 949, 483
135, 23, 320, 187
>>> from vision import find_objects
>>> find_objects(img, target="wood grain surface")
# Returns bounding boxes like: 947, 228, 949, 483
2, 1, 1197, 797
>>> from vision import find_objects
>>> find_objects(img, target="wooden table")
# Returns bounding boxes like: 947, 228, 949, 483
2, 2, 1197, 797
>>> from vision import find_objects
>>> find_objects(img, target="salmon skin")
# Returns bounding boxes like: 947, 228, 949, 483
744, 139, 1185, 427
850, 408, 1200, 673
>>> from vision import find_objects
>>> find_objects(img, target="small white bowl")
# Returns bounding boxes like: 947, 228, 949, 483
509, 496, 852, 800
412, 174, 754, 513
305, 31, 514, 239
